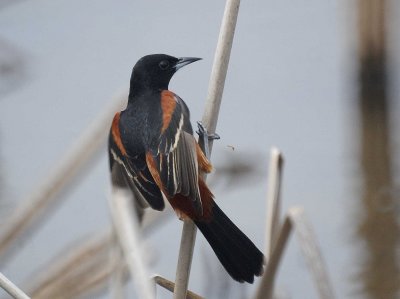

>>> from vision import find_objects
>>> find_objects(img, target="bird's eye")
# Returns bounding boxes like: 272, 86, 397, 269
159, 60, 170, 70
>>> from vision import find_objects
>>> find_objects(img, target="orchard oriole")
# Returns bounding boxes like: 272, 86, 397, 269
108, 54, 263, 283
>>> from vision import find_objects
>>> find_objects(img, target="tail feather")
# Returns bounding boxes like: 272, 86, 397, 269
194, 202, 264, 283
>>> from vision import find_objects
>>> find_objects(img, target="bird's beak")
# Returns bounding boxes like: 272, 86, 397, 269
175, 57, 202, 71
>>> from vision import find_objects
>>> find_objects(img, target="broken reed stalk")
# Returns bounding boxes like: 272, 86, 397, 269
264, 147, 284, 259
172, 0, 240, 298
153, 275, 204, 299
254, 207, 335, 299
109, 187, 155, 299
254, 213, 292, 299
0, 92, 127, 265
0, 272, 30, 299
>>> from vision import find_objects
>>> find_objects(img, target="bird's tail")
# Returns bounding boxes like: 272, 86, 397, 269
194, 202, 264, 283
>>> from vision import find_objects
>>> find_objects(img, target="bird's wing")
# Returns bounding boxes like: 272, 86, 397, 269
109, 112, 165, 211
146, 90, 205, 214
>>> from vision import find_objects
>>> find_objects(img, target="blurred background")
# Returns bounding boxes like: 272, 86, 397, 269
0, 0, 400, 298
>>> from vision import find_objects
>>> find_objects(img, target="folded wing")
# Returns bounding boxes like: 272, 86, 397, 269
147, 90, 203, 214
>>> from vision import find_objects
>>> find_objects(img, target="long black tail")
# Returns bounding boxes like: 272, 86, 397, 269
194, 202, 264, 283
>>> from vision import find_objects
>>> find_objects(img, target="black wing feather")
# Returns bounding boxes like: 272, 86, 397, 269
108, 129, 165, 211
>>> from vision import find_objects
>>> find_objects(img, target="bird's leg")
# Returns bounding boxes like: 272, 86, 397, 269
196, 121, 220, 159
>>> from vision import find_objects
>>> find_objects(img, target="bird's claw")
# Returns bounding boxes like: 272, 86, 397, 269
209, 132, 221, 140
196, 121, 220, 158
196, 121, 220, 140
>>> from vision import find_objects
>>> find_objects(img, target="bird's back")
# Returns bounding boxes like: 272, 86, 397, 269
120, 92, 163, 156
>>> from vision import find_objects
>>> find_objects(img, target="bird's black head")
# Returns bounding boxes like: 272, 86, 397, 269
129, 54, 201, 97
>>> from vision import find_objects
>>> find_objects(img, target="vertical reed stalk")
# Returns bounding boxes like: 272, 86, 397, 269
264, 148, 284, 259
109, 187, 155, 299
173, 0, 240, 298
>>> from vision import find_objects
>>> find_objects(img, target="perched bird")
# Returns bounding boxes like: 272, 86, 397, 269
108, 54, 264, 283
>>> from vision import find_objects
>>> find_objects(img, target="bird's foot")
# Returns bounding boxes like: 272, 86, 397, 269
196, 121, 220, 140
196, 121, 220, 158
